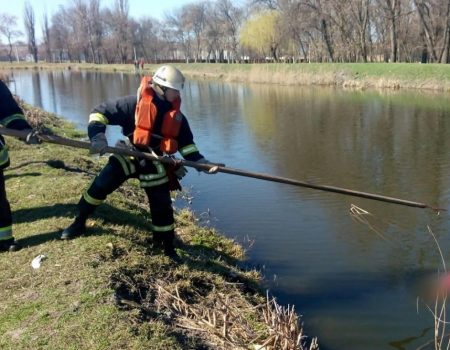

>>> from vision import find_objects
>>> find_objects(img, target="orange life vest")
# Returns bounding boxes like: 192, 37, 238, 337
133, 76, 182, 154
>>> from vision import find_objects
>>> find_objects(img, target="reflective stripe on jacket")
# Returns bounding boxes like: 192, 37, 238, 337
1, 113, 27, 127
0, 137, 9, 170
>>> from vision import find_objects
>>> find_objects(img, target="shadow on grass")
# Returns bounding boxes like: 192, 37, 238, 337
5, 172, 42, 180
13, 202, 152, 247
5, 160, 49, 171
13, 203, 76, 224
13, 202, 245, 276
13, 202, 149, 225
6, 159, 97, 176
20, 230, 61, 248
13, 202, 247, 272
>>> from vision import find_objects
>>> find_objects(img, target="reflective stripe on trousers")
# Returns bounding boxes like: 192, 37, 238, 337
139, 160, 168, 188
80, 155, 174, 232
152, 223, 175, 232
0, 147, 9, 168
0, 225, 13, 241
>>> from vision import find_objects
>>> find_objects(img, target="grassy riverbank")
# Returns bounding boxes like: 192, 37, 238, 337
0, 101, 315, 349
2, 61, 450, 91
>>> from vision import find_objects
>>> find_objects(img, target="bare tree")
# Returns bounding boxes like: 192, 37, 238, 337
414, 0, 438, 61
304, 0, 335, 62
250, 0, 280, 10
186, 2, 208, 62
349, 0, 371, 62
70, 0, 103, 63
24, 1, 38, 62
203, 6, 222, 62
0, 14, 22, 62
50, 11, 66, 62
414, 0, 450, 63
85, 0, 103, 63
103, 0, 131, 63
32, 0, 450, 64
377, 0, 401, 62
42, 12, 52, 62
441, 0, 450, 63
216, 0, 243, 62
165, 9, 194, 62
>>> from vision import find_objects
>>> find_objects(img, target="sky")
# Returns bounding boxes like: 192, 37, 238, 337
0, 0, 196, 41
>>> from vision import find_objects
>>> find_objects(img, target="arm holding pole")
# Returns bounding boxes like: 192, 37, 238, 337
0, 127, 444, 212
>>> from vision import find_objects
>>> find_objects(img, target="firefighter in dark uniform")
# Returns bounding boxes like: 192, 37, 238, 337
0, 80, 40, 252
61, 65, 215, 257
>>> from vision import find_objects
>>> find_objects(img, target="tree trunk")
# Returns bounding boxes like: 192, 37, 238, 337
359, 0, 369, 63
271, 44, 278, 62
440, 0, 450, 63
24, 2, 39, 63
389, 18, 397, 62
385, 0, 399, 62
321, 18, 334, 62
7, 40, 13, 63
414, 0, 438, 62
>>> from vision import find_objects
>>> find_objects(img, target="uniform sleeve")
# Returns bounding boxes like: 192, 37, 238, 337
177, 115, 204, 161
88, 95, 137, 139
0, 81, 32, 130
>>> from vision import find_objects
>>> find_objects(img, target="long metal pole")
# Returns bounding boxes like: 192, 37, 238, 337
0, 127, 442, 211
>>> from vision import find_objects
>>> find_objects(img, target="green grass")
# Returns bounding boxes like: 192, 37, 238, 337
0, 104, 295, 349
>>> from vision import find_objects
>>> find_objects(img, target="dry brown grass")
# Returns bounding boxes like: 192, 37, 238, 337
3, 62, 450, 91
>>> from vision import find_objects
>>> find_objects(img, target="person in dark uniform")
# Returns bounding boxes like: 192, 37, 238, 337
61, 65, 216, 258
0, 80, 40, 252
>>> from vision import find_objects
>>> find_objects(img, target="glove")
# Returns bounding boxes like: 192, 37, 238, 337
90, 133, 108, 155
174, 165, 188, 180
196, 157, 223, 174
115, 139, 135, 150
25, 130, 41, 145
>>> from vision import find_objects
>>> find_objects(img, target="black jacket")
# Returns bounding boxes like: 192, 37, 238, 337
0, 81, 31, 169
88, 94, 204, 161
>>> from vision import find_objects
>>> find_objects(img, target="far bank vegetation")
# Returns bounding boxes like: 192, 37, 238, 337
1, 0, 450, 65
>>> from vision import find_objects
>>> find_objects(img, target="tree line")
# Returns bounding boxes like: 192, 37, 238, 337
1, 0, 449, 64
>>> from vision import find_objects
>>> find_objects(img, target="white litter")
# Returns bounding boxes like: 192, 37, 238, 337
31, 255, 46, 269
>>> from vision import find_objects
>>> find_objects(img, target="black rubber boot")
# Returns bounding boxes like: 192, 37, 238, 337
61, 198, 96, 240
152, 231, 165, 249
0, 238, 21, 252
163, 231, 180, 261
152, 231, 179, 259
164, 240, 177, 257
61, 217, 86, 240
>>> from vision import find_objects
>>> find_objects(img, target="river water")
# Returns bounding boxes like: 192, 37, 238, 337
6, 69, 450, 350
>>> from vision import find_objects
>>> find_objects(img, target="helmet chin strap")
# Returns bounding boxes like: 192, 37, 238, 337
151, 83, 166, 100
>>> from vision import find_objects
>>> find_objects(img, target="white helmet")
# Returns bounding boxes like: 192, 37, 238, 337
153, 65, 185, 91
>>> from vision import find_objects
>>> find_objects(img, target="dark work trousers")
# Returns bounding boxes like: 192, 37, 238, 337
0, 170, 13, 242
77, 155, 174, 235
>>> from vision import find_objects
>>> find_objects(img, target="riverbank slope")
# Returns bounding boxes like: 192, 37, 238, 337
2, 61, 450, 91
0, 102, 315, 349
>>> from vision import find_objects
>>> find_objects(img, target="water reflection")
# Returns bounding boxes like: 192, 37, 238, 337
9, 70, 142, 130
7, 70, 450, 350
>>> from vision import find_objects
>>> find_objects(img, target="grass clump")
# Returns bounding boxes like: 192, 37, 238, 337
0, 102, 317, 349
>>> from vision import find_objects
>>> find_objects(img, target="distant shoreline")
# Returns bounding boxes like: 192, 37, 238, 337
2, 61, 450, 92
